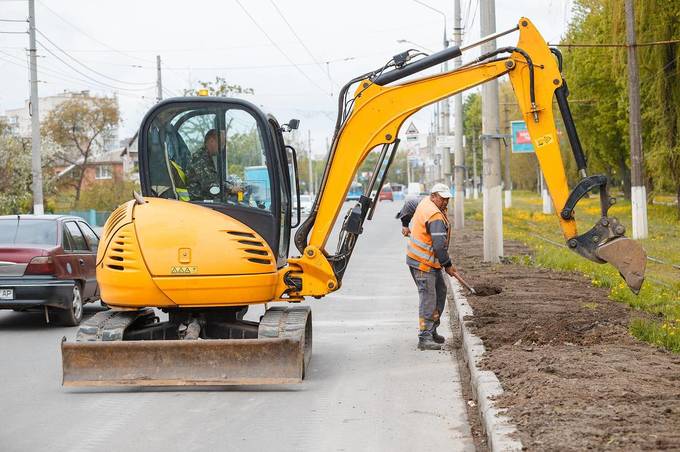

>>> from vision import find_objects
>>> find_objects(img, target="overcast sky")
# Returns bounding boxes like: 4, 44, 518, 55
1, 0, 573, 156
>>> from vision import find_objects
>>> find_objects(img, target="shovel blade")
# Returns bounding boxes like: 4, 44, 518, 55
596, 237, 647, 294
61, 337, 304, 387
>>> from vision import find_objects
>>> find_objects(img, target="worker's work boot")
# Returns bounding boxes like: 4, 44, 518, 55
432, 330, 446, 344
418, 336, 442, 351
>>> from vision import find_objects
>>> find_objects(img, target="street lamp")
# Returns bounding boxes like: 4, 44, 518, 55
396, 39, 434, 53
413, 0, 451, 184
413, 0, 448, 49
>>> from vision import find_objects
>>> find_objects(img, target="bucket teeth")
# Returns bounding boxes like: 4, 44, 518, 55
595, 237, 647, 294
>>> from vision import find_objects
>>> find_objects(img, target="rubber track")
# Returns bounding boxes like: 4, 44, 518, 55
258, 306, 310, 339
75, 309, 156, 342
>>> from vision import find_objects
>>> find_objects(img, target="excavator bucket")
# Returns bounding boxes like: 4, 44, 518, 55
596, 237, 647, 294
61, 337, 305, 387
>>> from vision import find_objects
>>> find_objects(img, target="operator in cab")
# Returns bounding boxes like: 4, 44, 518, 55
187, 129, 220, 200
401, 183, 457, 351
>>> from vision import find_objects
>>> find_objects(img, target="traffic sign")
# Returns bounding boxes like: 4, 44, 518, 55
511, 120, 534, 153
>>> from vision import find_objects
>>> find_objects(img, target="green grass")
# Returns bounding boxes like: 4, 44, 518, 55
464, 191, 680, 352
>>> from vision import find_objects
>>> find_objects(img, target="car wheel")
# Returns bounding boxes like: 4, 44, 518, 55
52, 284, 83, 326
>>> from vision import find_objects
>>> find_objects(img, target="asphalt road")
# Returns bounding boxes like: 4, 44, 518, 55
0, 200, 473, 452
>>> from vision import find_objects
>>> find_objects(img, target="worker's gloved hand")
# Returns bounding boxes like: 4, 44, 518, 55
445, 265, 458, 277
401, 227, 411, 237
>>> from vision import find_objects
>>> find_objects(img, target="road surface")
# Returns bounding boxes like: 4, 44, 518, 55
0, 201, 473, 451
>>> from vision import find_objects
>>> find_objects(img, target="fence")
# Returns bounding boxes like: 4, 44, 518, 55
60, 210, 112, 227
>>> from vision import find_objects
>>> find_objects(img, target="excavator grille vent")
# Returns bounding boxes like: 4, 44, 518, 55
104, 204, 128, 238
105, 228, 139, 272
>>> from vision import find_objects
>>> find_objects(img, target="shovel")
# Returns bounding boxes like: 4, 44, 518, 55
449, 269, 476, 295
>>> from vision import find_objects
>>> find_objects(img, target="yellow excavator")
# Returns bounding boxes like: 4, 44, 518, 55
61, 18, 646, 387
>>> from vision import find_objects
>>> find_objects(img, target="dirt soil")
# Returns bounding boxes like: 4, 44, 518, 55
450, 221, 680, 451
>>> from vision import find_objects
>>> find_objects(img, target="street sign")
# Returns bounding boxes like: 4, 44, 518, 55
405, 122, 419, 142
511, 120, 534, 153
436, 135, 455, 147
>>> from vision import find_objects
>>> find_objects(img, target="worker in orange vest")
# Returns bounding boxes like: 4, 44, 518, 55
401, 183, 457, 350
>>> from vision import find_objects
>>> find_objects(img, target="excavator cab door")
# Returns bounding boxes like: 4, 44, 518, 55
138, 98, 295, 266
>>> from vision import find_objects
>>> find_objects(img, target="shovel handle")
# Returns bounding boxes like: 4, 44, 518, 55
449, 270, 475, 294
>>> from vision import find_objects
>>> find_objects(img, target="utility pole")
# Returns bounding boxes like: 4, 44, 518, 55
156, 55, 163, 103
502, 103, 512, 208
452, 0, 464, 230
472, 135, 478, 199
28, 0, 44, 215
307, 129, 314, 195
480, 0, 503, 262
625, 0, 647, 239
441, 36, 451, 185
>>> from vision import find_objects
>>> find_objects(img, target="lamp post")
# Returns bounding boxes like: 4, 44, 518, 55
413, 0, 451, 183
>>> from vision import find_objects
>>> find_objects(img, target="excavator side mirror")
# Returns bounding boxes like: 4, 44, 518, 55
282, 119, 300, 132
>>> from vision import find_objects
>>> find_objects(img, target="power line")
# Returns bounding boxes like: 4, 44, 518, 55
551, 38, 680, 48
36, 0, 153, 64
0, 18, 26, 22
36, 29, 153, 86
0, 30, 26, 34
234, 0, 330, 97
36, 38, 155, 92
268, 0, 331, 83
0, 48, 155, 96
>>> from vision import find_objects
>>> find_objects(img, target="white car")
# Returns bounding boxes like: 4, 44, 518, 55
299, 195, 314, 215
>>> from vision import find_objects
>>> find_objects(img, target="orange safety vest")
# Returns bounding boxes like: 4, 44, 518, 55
407, 198, 450, 271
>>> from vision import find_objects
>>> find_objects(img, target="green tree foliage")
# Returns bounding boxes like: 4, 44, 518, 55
563, 0, 680, 206
42, 97, 120, 204
183, 76, 254, 97
77, 180, 139, 211
0, 119, 56, 214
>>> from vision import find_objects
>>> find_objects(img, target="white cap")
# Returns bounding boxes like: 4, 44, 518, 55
430, 183, 452, 199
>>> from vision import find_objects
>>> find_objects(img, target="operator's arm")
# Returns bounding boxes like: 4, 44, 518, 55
427, 219, 453, 269
396, 198, 419, 229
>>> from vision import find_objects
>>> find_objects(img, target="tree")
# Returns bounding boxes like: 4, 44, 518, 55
42, 97, 119, 203
563, 0, 680, 208
0, 119, 56, 214
183, 76, 254, 97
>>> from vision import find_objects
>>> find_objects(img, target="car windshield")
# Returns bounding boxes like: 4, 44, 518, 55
0, 219, 58, 246
299, 195, 311, 203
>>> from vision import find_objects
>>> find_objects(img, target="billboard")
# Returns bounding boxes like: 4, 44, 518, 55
511, 120, 534, 153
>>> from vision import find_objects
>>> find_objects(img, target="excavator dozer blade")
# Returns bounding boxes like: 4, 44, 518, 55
61, 337, 304, 387
596, 237, 647, 294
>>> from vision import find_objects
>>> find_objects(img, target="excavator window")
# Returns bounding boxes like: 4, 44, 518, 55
144, 104, 273, 212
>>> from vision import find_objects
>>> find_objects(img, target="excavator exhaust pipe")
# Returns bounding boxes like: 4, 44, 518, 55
61, 306, 312, 387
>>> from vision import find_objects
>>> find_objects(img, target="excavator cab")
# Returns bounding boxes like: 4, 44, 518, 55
139, 98, 298, 268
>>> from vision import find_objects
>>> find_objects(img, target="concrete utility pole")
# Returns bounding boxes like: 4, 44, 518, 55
502, 103, 512, 208
28, 0, 44, 215
480, 0, 503, 262
472, 135, 478, 199
441, 36, 451, 184
156, 55, 163, 103
307, 129, 314, 195
625, 0, 648, 239
452, 0, 465, 230
540, 170, 553, 214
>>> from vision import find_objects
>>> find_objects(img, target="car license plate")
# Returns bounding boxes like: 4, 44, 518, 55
0, 288, 14, 300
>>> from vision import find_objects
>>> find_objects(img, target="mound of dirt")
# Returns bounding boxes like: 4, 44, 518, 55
471, 285, 502, 296
450, 221, 680, 451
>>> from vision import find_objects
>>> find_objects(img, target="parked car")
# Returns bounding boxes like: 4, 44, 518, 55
0, 215, 101, 326
298, 194, 314, 215
379, 185, 394, 201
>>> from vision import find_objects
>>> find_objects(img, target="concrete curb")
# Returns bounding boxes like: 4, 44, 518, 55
446, 278, 523, 452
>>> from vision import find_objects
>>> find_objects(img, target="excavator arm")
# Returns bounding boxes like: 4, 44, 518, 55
282, 17, 646, 299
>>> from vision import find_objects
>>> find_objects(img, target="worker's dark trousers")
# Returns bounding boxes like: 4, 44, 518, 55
409, 267, 447, 338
